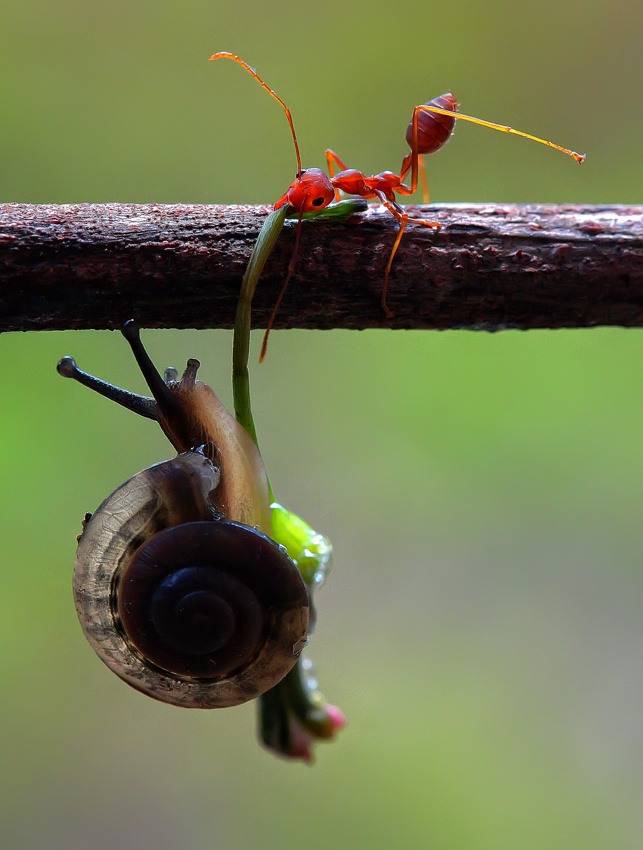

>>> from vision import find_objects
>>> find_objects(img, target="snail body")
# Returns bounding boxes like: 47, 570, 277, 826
58, 323, 309, 708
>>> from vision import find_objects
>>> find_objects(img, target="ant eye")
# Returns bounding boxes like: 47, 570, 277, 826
312, 197, 325, 206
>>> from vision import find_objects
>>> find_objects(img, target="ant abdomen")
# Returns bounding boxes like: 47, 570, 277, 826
406, 92, 458, 155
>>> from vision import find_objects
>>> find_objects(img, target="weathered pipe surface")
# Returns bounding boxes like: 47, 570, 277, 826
0, 202, 641, 332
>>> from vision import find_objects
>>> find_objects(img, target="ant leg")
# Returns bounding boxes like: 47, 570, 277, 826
399, 153, 412, 183
381, 218, 407, 317
259, 209, 305, 363
374, 192, 440, 317
326, 150, 350, 201
419, 158, 429, 204
417, 104, 586, 163
325, 150, 350, 176
379, 195, 440, 230
405, 106, 422, 196
399, 151, 429, 204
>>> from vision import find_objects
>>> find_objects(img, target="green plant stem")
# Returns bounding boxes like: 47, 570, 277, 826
232, 205, 289, 450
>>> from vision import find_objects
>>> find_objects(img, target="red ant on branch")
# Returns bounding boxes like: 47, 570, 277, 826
210, 52, 585, 358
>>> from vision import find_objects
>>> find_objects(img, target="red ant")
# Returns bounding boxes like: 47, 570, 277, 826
210, 52, 585, 357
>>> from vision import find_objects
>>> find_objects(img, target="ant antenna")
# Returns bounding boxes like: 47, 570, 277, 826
209, 52, 303, 175
258, 209, 305, 363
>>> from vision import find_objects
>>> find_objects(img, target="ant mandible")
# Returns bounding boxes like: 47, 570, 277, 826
209, 52, 585, 357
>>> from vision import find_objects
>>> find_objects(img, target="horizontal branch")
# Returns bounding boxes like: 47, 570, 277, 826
1, 202, 641, 332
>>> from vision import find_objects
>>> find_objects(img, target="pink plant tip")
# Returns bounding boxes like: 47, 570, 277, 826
326, 704, 347, 732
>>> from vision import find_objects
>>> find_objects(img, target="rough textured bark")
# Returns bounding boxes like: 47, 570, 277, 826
0, 202, 641, 332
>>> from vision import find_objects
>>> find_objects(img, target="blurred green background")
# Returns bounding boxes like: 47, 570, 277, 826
1, 1, 641, 848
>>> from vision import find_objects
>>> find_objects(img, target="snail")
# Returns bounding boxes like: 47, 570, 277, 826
57, 321, 309, 708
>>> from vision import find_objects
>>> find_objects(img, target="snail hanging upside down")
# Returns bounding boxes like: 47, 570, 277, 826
57, 321, 309, 709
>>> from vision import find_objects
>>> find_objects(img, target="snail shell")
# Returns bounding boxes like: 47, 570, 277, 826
59, 323, 309, 708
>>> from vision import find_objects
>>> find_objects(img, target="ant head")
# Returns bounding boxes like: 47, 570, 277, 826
274, 168, 335, 214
